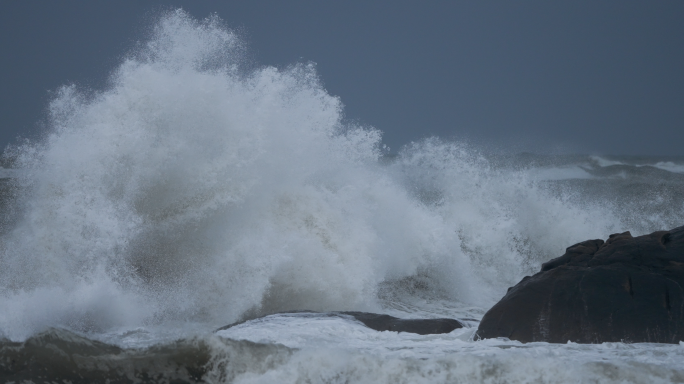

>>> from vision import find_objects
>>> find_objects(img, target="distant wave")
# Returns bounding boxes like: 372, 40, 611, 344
651, 161, 684, 174
588, 155, 684, 174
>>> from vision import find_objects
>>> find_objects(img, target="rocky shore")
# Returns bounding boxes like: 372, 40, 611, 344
477, 226, 684, 343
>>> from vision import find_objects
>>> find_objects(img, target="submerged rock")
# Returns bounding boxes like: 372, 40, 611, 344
339, 312, 463, 334
477, 226, 684, 344
218, 311, 464, 335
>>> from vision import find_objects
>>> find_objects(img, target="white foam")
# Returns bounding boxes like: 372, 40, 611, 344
652, 161, 684, 174
589, 155, 623, 167
0, 10, 678, 341
0, 168, 21, 178
212, 314, 684, 383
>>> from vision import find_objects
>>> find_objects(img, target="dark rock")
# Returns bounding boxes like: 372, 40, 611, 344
338, 312, 463, 335
477, 226, 684, 344
218, 311, 463, 335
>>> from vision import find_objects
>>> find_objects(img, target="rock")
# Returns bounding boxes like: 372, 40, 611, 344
218, 311, 463, 335
338, 312, 463, 334
477, 226, 684, 344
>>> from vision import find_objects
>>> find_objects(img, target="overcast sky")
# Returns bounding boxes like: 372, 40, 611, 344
1, 1, 683, 155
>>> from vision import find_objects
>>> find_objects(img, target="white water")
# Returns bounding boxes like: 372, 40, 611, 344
653, 161, 684, 174
1, 10, 683, 382
210, 313, 684, 383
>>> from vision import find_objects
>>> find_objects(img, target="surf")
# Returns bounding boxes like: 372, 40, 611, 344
0, 9, 682, 345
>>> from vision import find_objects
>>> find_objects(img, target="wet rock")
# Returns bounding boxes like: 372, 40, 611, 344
477, 226, 684, 343
218, 311, 463, 335
338, 312, 463, 335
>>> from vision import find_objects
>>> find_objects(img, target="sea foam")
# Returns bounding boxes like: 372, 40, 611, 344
0, 10, 679, 341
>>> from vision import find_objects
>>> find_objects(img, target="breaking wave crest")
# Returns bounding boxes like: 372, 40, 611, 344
0, 10, 682, 341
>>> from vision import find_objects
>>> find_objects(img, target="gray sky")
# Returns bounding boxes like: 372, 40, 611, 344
1, 1, 683, 155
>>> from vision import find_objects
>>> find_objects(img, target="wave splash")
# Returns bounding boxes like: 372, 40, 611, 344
0, 10, 679, 340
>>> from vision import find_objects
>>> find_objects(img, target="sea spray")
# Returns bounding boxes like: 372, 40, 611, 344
0, 10, 682, 343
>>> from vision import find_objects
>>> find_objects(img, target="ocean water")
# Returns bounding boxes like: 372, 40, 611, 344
1, 10, 683, 383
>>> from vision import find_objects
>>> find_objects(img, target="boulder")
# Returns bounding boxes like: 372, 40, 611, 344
476, 226, 684, 343
218, 311, 463, 335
